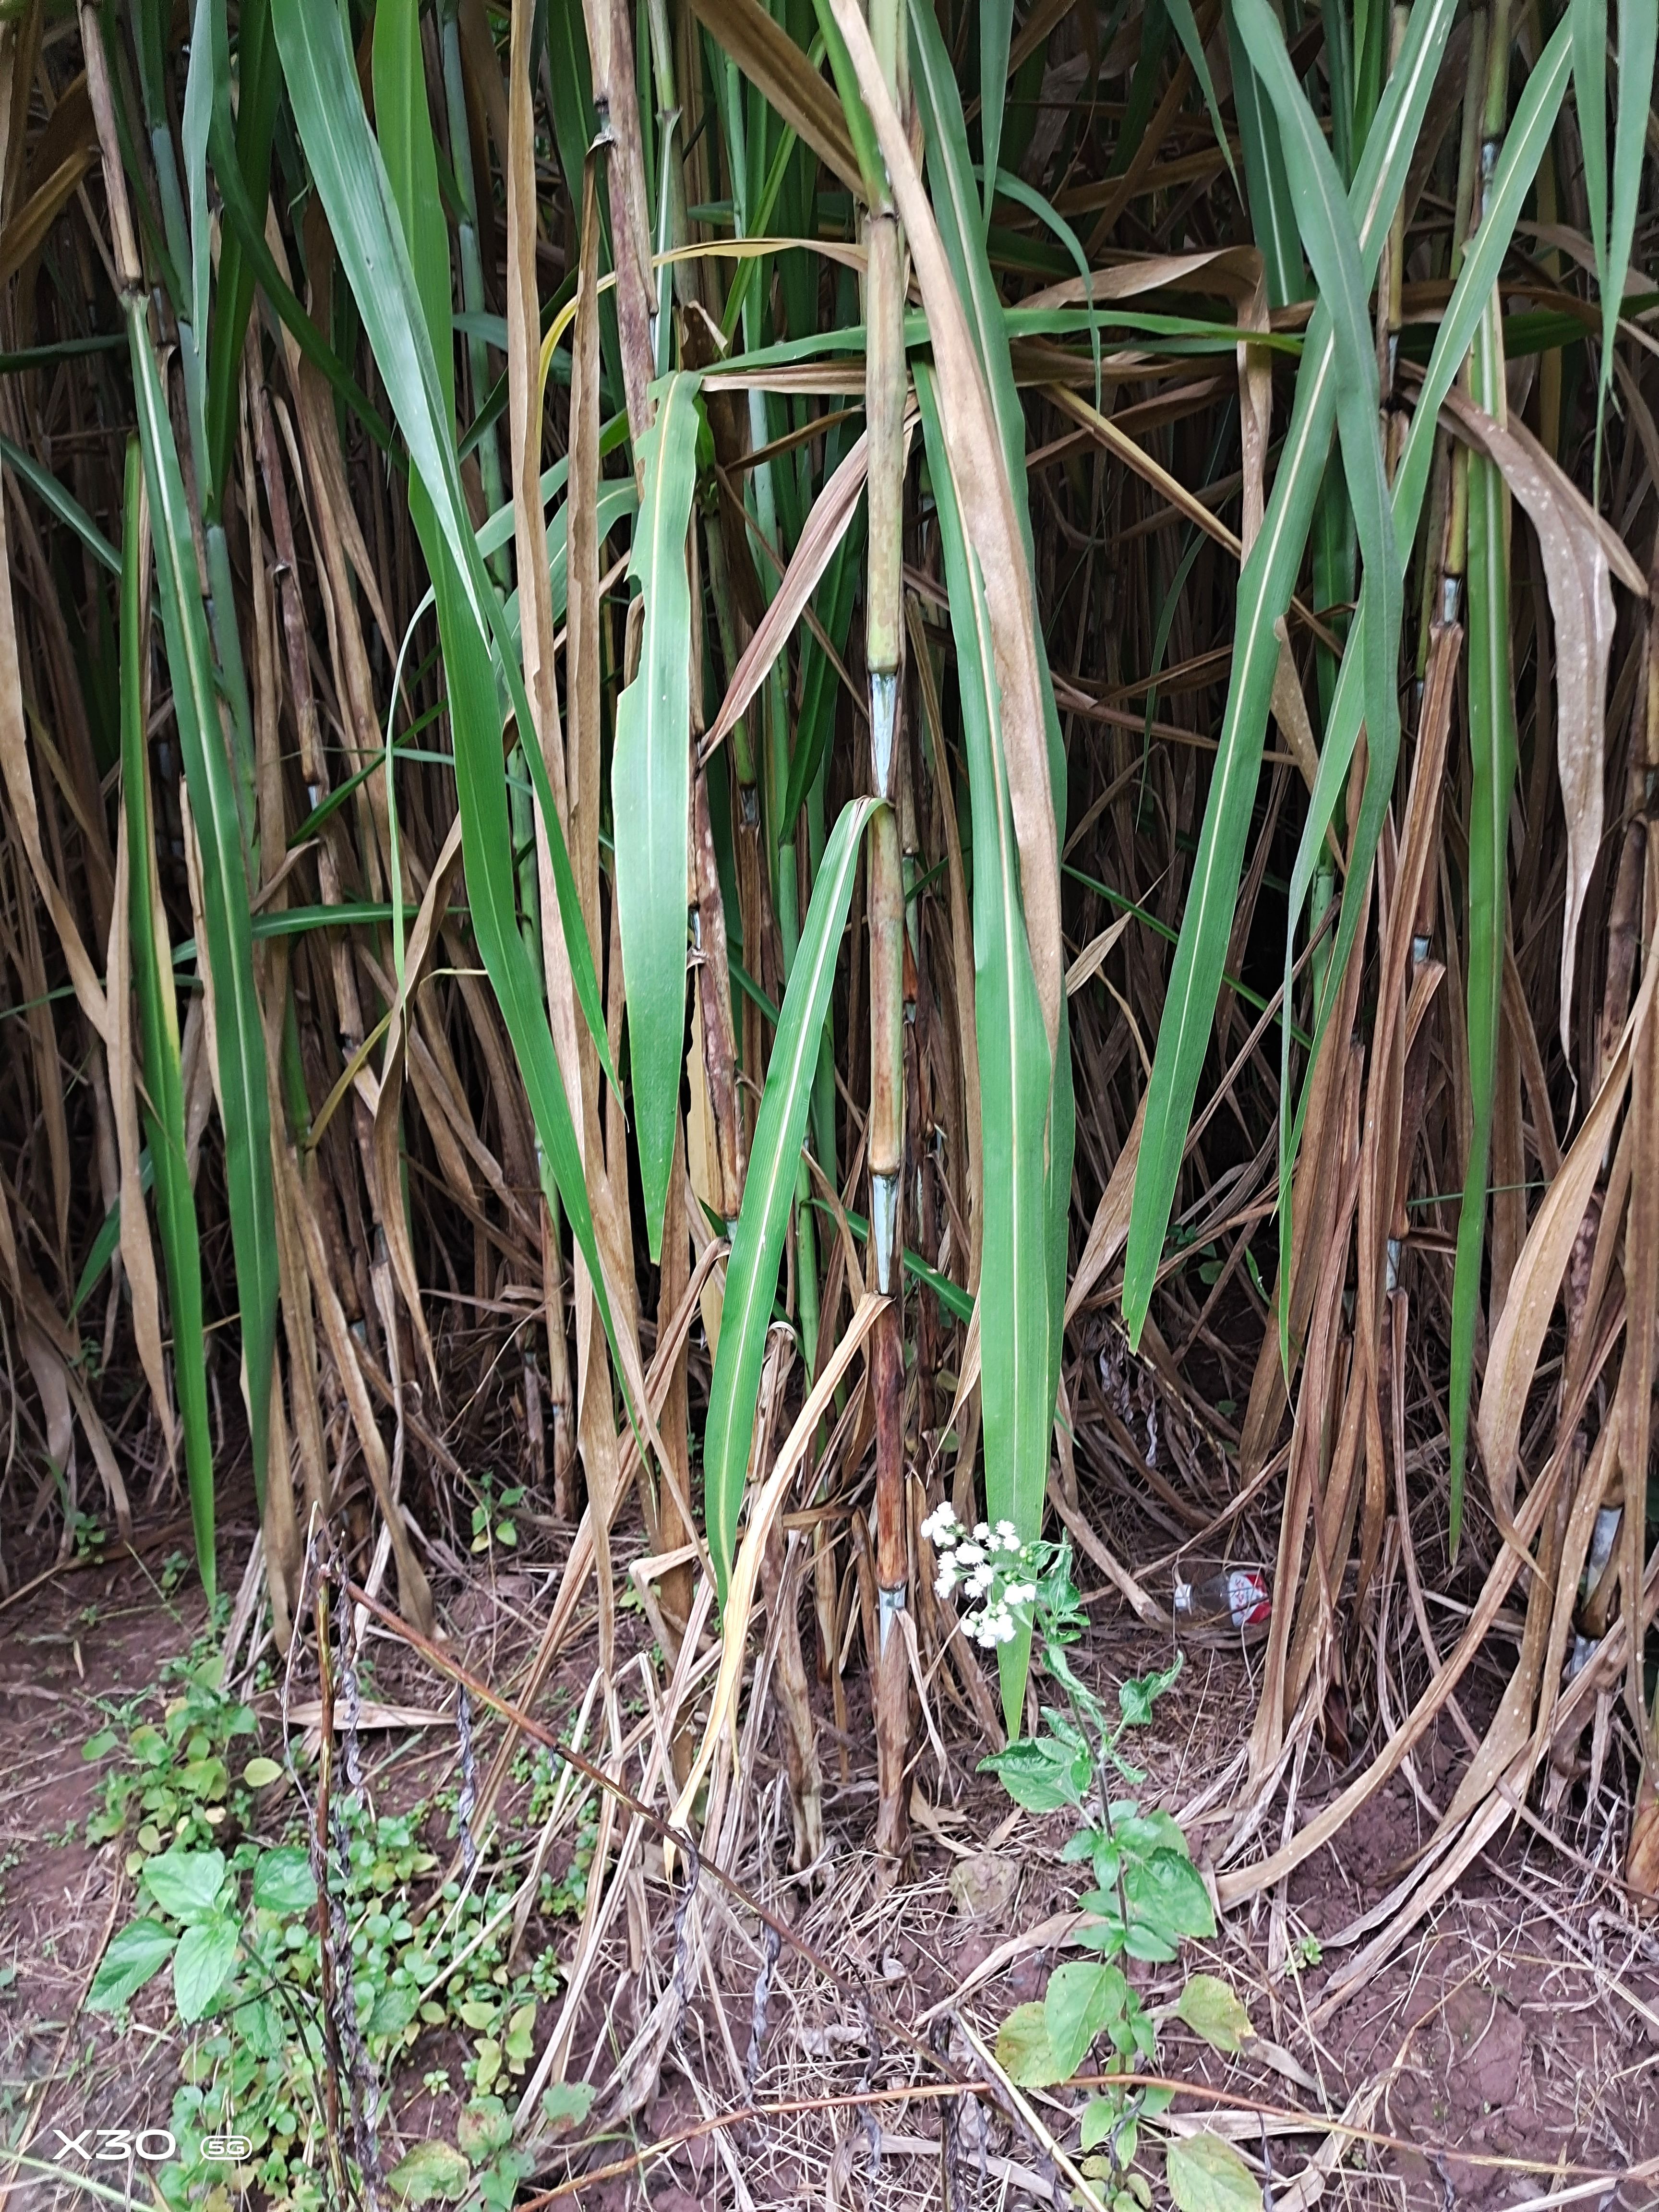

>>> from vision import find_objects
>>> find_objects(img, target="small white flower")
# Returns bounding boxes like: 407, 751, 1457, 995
955, 1541, 985, 1567
922, 1503, 959, 1547
966, 1564, 994, 1597
990, 1612, 1017, 1645
935, 1561, 958, 1599
973, 1522, 991, 1542
1005, 1580, 1036, 1606
995, 1520, 1018, 1546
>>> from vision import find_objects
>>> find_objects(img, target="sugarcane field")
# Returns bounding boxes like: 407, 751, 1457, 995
0, 0, 1656, 2203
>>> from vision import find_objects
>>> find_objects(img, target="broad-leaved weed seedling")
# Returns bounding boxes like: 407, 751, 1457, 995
926, 1506, 1262, 2212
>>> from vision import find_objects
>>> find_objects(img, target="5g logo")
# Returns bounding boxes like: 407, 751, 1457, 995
53, 2129, 252, 2163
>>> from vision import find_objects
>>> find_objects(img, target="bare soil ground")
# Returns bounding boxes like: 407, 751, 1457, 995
1, 1493, 1656, 2211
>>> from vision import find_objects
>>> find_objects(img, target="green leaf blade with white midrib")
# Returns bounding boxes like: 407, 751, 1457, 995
612, 371, 702, 1262
1601, 0, 1658, 432
910, 0, 1074, 1485
1233, 0, 1405, 1076
703, 794, 879, 1600
916, 364, 1051, 1731
269, 0, 611, 1087
373, 0, 455, 422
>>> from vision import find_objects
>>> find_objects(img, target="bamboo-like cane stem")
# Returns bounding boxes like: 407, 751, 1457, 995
863, 0, 912, 1873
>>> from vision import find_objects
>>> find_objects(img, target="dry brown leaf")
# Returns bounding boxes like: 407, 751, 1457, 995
280, 1137, 434, 1635
685, 0, 861, 194
371, 818, 464, 1394
0, 145, 95, 286
1439, 386, 1646, 1060
1064, 1092, 1147, 1324
0, 469, 107, 1038
1023, 244, 1264, 313
1628, 1772, 1659, 1903
1479, 948, 1659, 1527
1064, 906, 1137, 998
824, 0, 1062, 1055
665, 1294, 884, 1871
703, 428, 871, 760
107, 813, 171, 1458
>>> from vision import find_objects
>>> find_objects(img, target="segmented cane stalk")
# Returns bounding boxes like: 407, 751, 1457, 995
862, 0, 912, 1869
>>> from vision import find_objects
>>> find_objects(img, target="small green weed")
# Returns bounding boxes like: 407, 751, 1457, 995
82, 1639, 260, 1862
84, 1673, 600, 2210
468, 1473, 524, 1556
926, 1505, 1262, 2212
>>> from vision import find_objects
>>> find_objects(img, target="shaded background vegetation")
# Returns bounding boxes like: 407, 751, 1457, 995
0, 0, 1654, 1943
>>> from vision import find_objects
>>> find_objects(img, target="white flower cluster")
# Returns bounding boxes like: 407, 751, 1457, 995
921, 1503, 1037, 1647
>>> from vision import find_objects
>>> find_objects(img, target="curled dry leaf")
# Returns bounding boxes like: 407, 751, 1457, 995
1438, 385, 1647, 1062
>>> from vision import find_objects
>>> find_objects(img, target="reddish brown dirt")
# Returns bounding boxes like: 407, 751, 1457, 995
0, 1506, 1655, 2210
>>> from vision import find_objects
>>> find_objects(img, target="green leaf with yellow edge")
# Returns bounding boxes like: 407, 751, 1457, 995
995, 1999, 1063, 2088
1166, 2133, 1262, 2212
1175, 1974, 1254, 2056
388, 2140, 470, 2205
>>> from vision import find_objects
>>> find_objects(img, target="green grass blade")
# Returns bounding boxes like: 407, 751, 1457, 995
0, 435, 119, 574
909, 0, 1074, 1719
613, 370, 701, 1261
1232, 0, 1402, 774
373, 0, 456, 420
120, 440, 214, 1596
1123, 0, 1456, 1345
917, 363, 1053, 1728
908, 0, 1031, 531
979, 0, 1014, 234
1601, 0, 1658, 434
1278, 15, 1575, 1325
703, 794, 879, 1596
1448, 289, 1518, 1556
975, 165, 1101, 406
779, 510, 863, 837
272, 0, 633, 1377
128, 328, 277, 1524
1123, 338, 1339, 1346
272, 0, 612, 1094
180, 0, 212, 466
72, 1161, 148, 1318
204, 97, 397, 464
1227, 0, 1308, 306
1572, 0, 1609, 303
804, 1197, 975, 1321
1165, 0, 1239, 186
204, 0, 283, 499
